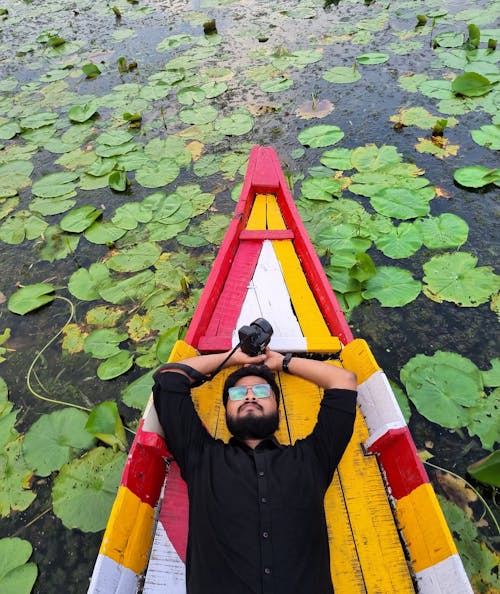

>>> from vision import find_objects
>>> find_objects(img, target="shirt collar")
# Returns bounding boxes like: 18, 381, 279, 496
229, 435, 283, 451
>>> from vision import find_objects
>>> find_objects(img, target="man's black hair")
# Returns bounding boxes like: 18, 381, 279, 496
222, 365, 280, 408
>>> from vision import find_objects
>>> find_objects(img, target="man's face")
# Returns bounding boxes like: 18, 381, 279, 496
225, 375, 279, 440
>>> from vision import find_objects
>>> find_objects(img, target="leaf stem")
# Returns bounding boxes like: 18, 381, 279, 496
424, 460, 500, 535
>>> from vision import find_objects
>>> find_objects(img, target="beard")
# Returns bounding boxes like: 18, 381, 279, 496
226, 409, 279, 441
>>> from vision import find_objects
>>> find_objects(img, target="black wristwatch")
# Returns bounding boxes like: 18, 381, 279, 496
282, 353, 293, 373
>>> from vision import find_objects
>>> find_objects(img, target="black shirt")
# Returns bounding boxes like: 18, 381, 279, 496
153, 372, 357, 594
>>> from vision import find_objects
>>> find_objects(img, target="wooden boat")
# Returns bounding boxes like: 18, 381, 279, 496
88, 146, 472, 593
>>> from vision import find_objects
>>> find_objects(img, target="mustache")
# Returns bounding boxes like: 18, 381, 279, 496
239, 401, 263, 413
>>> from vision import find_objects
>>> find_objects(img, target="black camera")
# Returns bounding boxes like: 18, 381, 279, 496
238, 318, 273, 357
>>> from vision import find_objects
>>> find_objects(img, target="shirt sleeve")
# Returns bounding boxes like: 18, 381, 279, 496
306, 388, 357, 485
152, 371, 212, 479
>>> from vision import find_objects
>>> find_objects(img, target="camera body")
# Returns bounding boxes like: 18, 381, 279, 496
238, 318, 273, 356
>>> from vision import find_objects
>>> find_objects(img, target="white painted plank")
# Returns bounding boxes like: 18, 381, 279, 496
356, 370, 407, 448
233, 241, 306, 351
416, 555, 473, 594
87, 554, 138, 594
143, 522, 186, 593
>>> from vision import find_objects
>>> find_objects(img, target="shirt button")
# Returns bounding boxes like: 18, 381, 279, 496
262, 531, 269, 538
264, 568, 271, 575
261, 497, 267, 503
258, 471, 265, 477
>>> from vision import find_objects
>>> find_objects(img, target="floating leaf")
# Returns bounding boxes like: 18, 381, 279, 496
68, 101, 98, 123
39, 225, 80, 262
260, 77, 293, 93
0, 538, 37, 594
60, 206, 102, 233
453, 165, 499, 188
82, 63, 101, 78
31, 171, 79, 198
84, 221, 127, 244
121, 370, 155, 410
0, 160, 33, 198
98, 270, 155, 304
97, 351, 134, 380
68, 263, 110, 301
400, 352, 482, 428
296, 98, 333, 120
106, 242, 162, 272
467, 451, 500, 487
471, 125, 500, 150
179, 105, 218, 125
419, 214, 468, 249
108, 170, 128, 191
84, 328, 128, 360
323, 66, 361, 84
375, 222, 423, 259
451, 72, 493, 97
320, 148, 353, 170
52, 447, 127, 532
85, 401, 126, 451
423, 252, 499, 306
23, 409, 95, 476
0, 211, 48, 244
0, 438, 36, 517
297, 125, 345, 148
370, 187, 433, 220
482, 359, 500, 388
433, 31, 464, 48
177, 86, 206, 105
8, 283, 55, 315
214, 112, 254, 136
135, 159, 180, 188
362, 267, 421, 307
356, 52, 389, 64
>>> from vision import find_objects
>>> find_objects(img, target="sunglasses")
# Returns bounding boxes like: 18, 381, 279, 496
227, 383, 272, 401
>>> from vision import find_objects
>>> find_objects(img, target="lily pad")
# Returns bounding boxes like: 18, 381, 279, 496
322, 66, 361, 84
52, 447, 127, 532
301, 176, 345, 201
400, 351, 482, 428
214, 112, 254, 136
0, 438, 36, 517
84, 328, 128, 359
375, 222, 423, 259
106, 242, 162, 272
418, 213, 469, 249
370, 186, 434, 219
451, 72, 494, 97
68, 263, 110, 301
31, 171, 79, 198
60, 206, 102, 233
356, 52, 389, 64
68, 101, 98, 123
135, 159, 180, 188
297, 125, 345, 148
179, 105, 218, 125
467, 451, 500, 487
97, 351, 134, 380
23, 409, 95, 477
85, 401, 126, 450
453, 165, 499, 188
39, 225, 80, 262
471, 125, 500, 150
0, 538, 37, 594
362, 266, 421, 307
423, 252, 499, 307
8, 283, 55, 315
121, 370, 155, 410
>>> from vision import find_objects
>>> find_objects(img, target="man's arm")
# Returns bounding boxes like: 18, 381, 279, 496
262, 349, 357, 390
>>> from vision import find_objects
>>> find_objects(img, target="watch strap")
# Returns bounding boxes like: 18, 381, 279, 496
282, 353, 293, 373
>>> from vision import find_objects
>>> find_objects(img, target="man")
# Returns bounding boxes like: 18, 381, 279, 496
153, 347, 357, 594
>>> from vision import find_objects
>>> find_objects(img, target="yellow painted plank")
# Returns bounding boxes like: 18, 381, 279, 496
100, 486, 154, 574
169, 339, 198, 363
272, 240, 333, 339
341, 339, 381, 384
396, 483, 458, 573
246, 193, 268, 229
265, 194, 287, 229
335, 412, 415, 593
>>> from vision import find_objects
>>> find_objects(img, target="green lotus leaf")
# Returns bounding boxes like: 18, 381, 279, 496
108, 170, 128, 191
316, 222, 371, 267
214, 112, 254, 136
112, 202, 154, 229
433, 31, 464, 48
423, 252, 499, 307
467, 450, 500, 487
8, 283, 55, 315
323, 66, 361, 84
19, 112, 58, 130
0, 377, 11, 418
201, 80, 227, 98
471, 125, 500, 150
375, 222, 423, 259
98, 270, 155, 305
198, 213, 231, 245
260, 77, 293, 93
154, 196, 192, 224
356, 52, 389, 64
96, 129, 133, 146
481, 359, 500, 388
68, 263, 110, 301
84, 328, 128, 359
84, 221, 127, 244
418, 79, 453, 100
135, 159, 180, 188
52, 446, 127, 532
462, 388, 498, 449
31, 171, 79, 198
82, 63, 101, 78
350, 144, 402, 171
453, 165, 499, 188
23, 409, 95, 477
0, 437, 36, 517
418, 213, 468, 249
349, 252, 376, 283
179, 104, 218, 125
156, 33, 193, 51
97, 351, 134, 380
370, 187, 433, 220
85, 401, 126, 450
298, 125, 345, 148
0, 211, 48, 245
300, 177, 344, 201
68, 101, 98, 123
362, 266, 421, 307
95, 141, 137, 158
320, 148, 353, 170
106, 242, 162, 273
451, 72, 493, 97
143, 137, 191, 167
400, 351, 482, 428
270, 49, 322, 69
177, 86, 206, 105
121, 370, 155, 410
0, 538, 37, 594
0, 119, 21, 140
39, 225, 80, 262
60, 205, 103, 233
156, 325, 180, 363
171, 184, 215, 216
